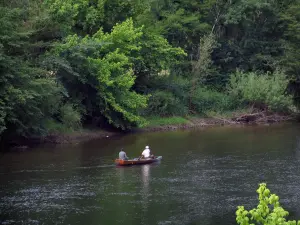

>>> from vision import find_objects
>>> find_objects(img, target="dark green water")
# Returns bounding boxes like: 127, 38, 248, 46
1, 124, 300, 225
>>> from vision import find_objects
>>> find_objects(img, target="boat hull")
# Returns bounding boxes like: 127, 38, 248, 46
115, 156, 162, 166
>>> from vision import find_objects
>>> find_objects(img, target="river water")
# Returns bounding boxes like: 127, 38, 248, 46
1, 124, 300, 225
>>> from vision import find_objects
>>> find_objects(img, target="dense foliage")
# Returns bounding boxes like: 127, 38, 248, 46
229, 70, 294, 112
1, 0, 300, 142
236, 183, 300, 225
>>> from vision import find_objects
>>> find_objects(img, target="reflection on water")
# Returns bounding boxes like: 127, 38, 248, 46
116, 166, 125, 181
141, 164, 150, 225
1, 124, 300, 225
141, 164, 150, 190
294, 137, 300, 160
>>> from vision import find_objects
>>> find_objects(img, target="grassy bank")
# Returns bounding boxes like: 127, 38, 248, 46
139, 108, 296, 131
141, 116, 190, 128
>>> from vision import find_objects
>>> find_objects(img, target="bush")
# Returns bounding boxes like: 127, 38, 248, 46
191, 87, 236, 114
144, 75, 190, 116
44, 119, 72, 134
59, 104, 82, 130
228, 70, 294, 112
43, 104, 82, 134
236, 183, 300, 225
146, 90, 188, 116
147, 74, 190, 99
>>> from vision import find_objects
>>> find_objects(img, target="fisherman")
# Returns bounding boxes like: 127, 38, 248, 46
119, 148, 129, 160
140, 146, 154, 159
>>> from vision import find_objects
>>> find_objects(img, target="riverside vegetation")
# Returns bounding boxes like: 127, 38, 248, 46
1, 0, 300, 144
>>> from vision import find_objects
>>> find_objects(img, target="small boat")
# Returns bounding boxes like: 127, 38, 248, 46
115, 156, 162, 166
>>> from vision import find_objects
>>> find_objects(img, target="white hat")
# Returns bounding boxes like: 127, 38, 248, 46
145, 146, 149, 149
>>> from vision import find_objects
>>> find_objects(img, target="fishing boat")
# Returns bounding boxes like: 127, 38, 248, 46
115, 156, 162, 166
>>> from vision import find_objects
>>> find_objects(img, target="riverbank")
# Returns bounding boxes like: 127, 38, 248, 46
138, 110, 297, 131
48, 110, 296, 142
4, 110, 298, 149
38, 129, 117, 144
4, 129, 117, 150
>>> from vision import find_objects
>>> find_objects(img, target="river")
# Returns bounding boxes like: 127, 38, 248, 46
1, 124, 300, 225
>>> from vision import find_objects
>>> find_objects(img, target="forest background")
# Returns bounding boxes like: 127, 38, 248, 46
1, 0, 300, 144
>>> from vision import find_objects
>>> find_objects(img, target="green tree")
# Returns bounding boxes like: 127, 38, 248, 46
51, 19, 149, 129
189, 33, 217, 111
45, 0, 151, 34
0, 2, 69, 140
278, 0, 300, 101
213, 0, 284, 74
50, 18, 185, 129
236, 183, 300, 225
136, 0, 214, 63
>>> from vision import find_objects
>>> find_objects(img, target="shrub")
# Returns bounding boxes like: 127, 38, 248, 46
44, 119, 71, 134
144, 74, 190, 116
148, 74, 190, 100
146, 90, 188, 116
191, 87, 236, 114
236, 183, 300, 225
43, 104, 82, 134
59, 103, 82, 130
228, 70, 294, 112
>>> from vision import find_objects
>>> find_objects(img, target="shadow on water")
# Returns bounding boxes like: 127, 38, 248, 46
1, 124, 300, 225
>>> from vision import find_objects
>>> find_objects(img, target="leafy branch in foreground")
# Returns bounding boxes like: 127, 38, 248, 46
236, 183, 299, 225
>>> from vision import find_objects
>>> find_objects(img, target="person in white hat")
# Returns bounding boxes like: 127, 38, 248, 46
140, 146, 154, 159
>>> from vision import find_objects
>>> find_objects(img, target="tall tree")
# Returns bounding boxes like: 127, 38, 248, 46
49, 19, 185, 129
0, 1, 67, 141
